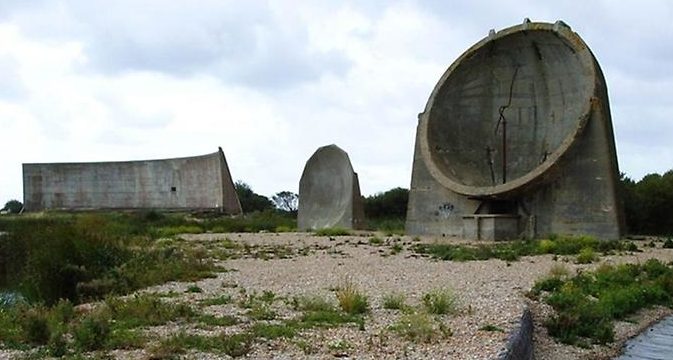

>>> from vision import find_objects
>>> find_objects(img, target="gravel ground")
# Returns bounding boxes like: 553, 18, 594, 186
3, 232, 673, 359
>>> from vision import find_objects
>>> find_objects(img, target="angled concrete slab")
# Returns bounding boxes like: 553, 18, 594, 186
298, 144, 365, 230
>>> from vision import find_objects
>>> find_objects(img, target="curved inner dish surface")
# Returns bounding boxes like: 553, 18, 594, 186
299, 147, 352, 228
425, 27, 595, 195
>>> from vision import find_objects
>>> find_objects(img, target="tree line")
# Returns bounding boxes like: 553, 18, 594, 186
3, 171, 673, 236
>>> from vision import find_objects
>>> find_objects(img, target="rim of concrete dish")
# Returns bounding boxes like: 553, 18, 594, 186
419, 20, 597, 197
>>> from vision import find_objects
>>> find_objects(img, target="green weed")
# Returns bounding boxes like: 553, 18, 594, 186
422, 288, 458, 315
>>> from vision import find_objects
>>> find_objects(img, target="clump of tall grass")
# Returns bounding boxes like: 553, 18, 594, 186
422, 288, 458, 315
334, 278, 369, 315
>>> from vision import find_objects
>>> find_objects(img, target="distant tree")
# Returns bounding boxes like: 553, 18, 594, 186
363, 187, 409, 220
234, 181, 274, 213
2, 200, 23, 214
620, 170, 673, 235
272, 191, 298, 213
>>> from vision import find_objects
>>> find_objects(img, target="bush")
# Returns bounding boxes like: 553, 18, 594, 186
535, 259, 673, 345
390, 312, 436, 343
334, 279, 369, 315
73, 311, 111, 351
382, 293, 406, 310
315, 227, 351, 236
576, 248, 597, 264
422, 288, 458, 315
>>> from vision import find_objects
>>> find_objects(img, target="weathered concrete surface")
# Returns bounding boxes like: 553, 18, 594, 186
617, 315, 673, 360
497, 307, 533, 360
297, 145, 365, 230
23, 148, 242, 214
406, 20, 624, 240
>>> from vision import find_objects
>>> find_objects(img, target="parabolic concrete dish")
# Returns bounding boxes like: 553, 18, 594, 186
23, 147, 242, 214
406, 20, 624, 240
298, 145, 365, 230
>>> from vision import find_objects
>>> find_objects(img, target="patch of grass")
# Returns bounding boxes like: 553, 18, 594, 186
200, 294, 232, 306
548, 263, 571, 279
315, 227, 351, 236
382, 293, 406, 310
412, 236, 632, 263
327, 338, 351, 352
576, 247, 598, 264
198, 314, 238, 327
368, 236, 383, 245
154, 225, 204, 238
390, 312, 436, 343
186, 284, 203, 293
334, 278, 369, 315
291, 295, 334, 312
106, 328, 146, 349
72, 311, 111, 351
534, 259, 673, 346
296, 309, 363, 329
275, 225, 294, 233
479, 324, 504, 332
105, 294, 195, 329
152, 332, 254, 358
246, 302, 276, 320
391, 243, 403, 255
422, 288, 458, 315
250, 323, 296, 339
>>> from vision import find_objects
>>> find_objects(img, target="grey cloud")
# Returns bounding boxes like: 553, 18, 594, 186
5, 0, 352, 89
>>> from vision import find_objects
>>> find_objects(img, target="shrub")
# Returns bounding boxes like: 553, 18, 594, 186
422, 288, 458, 315
335, 279, 369, 315
390, 312, 435, 343
382, 293, 406, 310
315, 227, 351, 236
73, 311, 111, 351
576, 248, 597, 264
291, 295, 334, 312
250, 323, 296, 339
19, 306, 50, 345
105, 294, 195, 329
535, 259, 673, 345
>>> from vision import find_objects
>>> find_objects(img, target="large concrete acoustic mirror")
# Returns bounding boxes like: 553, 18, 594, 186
406, 20, 624, 240
298, 144, 365, 230
23, 147, 242, 214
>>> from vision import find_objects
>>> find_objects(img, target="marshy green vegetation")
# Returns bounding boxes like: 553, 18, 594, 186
412, 235, 642, 262
530, 259, 673, 347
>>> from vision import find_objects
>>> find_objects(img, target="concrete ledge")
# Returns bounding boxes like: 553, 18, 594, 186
497, 307, 534, 360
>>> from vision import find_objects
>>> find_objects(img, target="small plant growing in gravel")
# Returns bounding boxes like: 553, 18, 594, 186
73, 311, 111, 351
391, 243, 403, 255
368, 237, 383, 245
382, 293, 407, 310
186, 284, 203, 293
479, 324, 505, 332
390, 312, 436, 343
663, 238, 673, 249
291, 295, 334, 312
548, 263, 571, 279
200, 294, 232, 306
315, 227, 351, 236
327, 338, 351, 352
335, 278, 369, 314
422, 288, 458, 315
576, 247, 597, 264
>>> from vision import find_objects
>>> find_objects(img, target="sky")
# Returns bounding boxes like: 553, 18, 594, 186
1, 0, 672, 204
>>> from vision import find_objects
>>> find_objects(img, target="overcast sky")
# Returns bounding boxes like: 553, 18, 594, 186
1, 0, 671, 204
